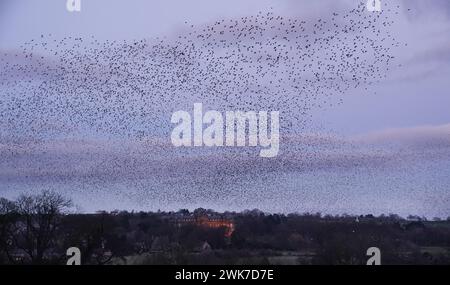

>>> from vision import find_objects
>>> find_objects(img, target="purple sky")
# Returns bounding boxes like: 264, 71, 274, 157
0, 0, 449, 217
1, 0, 449, 133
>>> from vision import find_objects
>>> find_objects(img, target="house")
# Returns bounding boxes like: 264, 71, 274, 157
193, 241, 212, 253
174, 215, 235, 237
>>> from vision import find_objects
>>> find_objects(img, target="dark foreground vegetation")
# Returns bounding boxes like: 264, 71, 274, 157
1, 191, 450, 265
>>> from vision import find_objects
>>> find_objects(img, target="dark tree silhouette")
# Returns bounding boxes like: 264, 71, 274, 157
8, 191, 72, 264
0, 198, 17, 263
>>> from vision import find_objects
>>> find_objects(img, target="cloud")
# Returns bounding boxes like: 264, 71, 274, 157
3, 123, 447, 183
352, 123, 450, 148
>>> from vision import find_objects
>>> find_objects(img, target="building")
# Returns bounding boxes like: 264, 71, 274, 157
175, 215, 235, 237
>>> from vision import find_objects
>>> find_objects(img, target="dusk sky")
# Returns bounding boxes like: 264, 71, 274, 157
0, 0, 449, 217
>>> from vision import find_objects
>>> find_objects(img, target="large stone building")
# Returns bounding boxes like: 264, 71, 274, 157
175, 215, 235, 237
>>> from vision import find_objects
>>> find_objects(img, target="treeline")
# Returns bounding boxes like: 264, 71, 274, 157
1, 191, 450, 265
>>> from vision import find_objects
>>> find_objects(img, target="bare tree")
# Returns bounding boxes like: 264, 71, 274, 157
10, 191, 72, 264
0, 198, 17, 263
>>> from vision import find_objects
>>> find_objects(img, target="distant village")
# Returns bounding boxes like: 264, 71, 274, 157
1, 192, 450, 265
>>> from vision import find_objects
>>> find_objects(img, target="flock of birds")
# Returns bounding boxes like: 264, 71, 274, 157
0, 2, 409, 211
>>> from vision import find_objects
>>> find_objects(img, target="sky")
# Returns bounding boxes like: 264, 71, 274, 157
1, 0, 449, 133
0, 0, 449, 217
